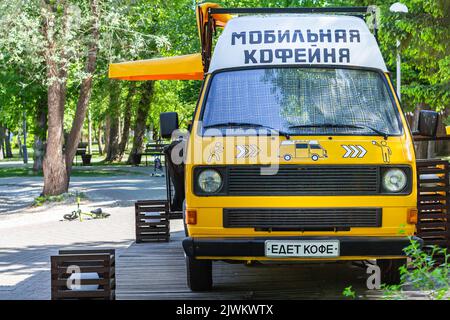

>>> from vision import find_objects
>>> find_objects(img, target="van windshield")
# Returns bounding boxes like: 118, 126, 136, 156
201, 68, 403, 136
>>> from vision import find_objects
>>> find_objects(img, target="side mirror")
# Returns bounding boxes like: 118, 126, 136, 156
416, 110, 439, 137
160, 112, 179, 139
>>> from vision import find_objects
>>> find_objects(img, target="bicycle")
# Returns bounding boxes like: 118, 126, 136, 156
63, 195, 110, 221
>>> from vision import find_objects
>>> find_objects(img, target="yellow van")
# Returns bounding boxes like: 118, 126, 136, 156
110, 4, 440, 291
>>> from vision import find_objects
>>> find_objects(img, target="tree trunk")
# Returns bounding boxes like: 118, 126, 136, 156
5, 129, 12, 158
104, 116, 111, 157
118, 82, 136, 161
87, 109, 92, 154
17, 134, 22, 158
97, 122, 103, 155
41, 1, 69, 196
42, 75, 68, 196
64, 0, 100, 182
33, 94, 48, 171
0, 124, 5, 160
105, 80, 121, 162
127, 81, 154, 165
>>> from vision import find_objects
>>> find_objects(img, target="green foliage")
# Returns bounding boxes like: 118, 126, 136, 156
382, 239, 450, 300
342, 286, 357, 299
33, 191, 87, 207
342, 238, 450, 300
377, 0, 450, 111
0, 166, 140, 178
1, 0, 448, 163
443, 116, 450, 126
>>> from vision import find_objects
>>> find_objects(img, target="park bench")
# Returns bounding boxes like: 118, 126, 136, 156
72, 142, 91, 166
139, 142, 167, 168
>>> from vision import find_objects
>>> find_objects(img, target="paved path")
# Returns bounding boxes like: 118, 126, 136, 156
0, 167, 168, 299
0, 166, 166, 214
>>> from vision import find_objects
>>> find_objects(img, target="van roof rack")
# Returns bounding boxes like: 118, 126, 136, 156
198, 4, 379, 72
209, 6, 372, 16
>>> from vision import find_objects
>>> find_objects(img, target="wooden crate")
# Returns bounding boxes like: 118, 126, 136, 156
51, 249, 115, 300
135, 200, 170, 242
416, 160, 450, 250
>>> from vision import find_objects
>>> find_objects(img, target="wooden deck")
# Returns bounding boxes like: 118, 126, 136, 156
116, 230, 382, 300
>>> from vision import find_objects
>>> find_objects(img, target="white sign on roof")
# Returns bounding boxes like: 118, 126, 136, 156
209, 15, 387, 72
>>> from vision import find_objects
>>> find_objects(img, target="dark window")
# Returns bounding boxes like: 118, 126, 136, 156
202, 68, 402, 136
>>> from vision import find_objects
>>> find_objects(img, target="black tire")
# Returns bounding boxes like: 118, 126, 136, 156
186, 256, 212, 291
63, 211, 78, 221
377, 258, 406, 285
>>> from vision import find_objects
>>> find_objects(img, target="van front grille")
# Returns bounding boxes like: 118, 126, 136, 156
227, 165, 379, 195
223, 208, 382, 230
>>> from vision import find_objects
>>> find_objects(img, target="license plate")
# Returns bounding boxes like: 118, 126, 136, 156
265, 240, 340, 258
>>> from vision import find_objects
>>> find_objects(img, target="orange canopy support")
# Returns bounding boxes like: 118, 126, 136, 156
196, 3, 233, 71
108, 53, 204, 81
196, 2, 233, 38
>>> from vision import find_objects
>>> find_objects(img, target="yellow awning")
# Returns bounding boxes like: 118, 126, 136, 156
108, 53, 204, 81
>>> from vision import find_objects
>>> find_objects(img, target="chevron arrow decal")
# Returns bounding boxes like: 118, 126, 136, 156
236, 145, 259, 158
342, 145, 367, 158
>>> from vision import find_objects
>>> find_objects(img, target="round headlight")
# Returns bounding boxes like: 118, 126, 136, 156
382, 169, 407, 192
198, 169, 222, 193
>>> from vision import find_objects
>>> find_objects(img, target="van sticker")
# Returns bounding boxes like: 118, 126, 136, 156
236, 145, 259, 158
279, 140, 328, 161
342, 145, 367, 158
207, 142, 224, 163
372, 141, 392, 163
209, 16, 388, 73
234, 29, 358, 65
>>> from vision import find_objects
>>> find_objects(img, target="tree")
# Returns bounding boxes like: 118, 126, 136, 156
33, 92, 47, 171
1, 0, 166, 194
0, 124, 5, 160
117, 82, 137, 161
128, 81, 154, 165
105, 80, 121, 162
40, 0, 101, 195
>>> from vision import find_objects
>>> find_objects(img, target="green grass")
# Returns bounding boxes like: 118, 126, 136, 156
0, 167, 39, 177
0, 167, 141, 178
33, 191, 87, 207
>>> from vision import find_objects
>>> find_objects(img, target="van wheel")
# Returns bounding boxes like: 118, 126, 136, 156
377, 259, 406, 285
186, 256, 212, 291
311, 154, 319, 161
283, 154, 292, 161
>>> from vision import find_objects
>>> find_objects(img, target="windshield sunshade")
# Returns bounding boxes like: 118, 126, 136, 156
201, 68, 402, 136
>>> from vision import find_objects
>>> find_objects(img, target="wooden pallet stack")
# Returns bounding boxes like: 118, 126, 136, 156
51, 249, 115, 300
135, 200, 170, 242
416, 159, 450, 251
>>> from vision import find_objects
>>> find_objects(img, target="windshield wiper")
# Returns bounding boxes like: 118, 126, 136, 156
288, 123, 388, 139
203, 122, 290, 139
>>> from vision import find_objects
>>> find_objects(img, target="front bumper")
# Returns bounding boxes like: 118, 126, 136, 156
183, 236, 423, 258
